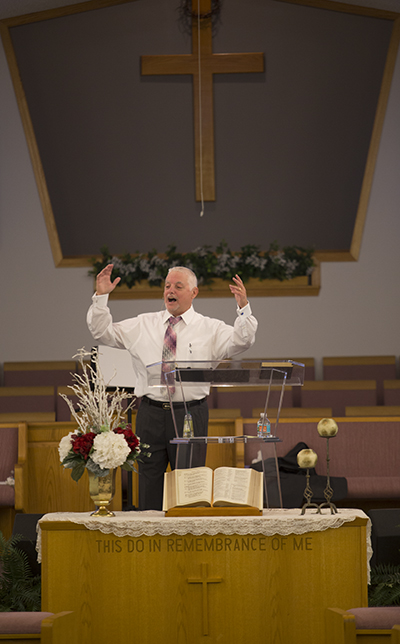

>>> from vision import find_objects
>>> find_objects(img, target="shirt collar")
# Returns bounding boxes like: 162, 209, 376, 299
162, 305, 195, 325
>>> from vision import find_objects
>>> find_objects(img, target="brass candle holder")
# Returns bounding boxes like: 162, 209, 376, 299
297, 449, 320, 515
317, 418, 339, 515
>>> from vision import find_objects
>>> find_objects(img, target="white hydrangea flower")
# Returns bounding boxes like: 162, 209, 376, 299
139, 258, 150, 272
111, 257, 124, 271
91, 431, 131, 470
245, 256, 267, 270
58, 432, 76, 463
148, 268, 160, 282
285, 259, 299, 279
121, 263, 135, 276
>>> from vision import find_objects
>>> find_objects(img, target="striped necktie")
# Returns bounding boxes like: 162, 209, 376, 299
161, 316, 182, 393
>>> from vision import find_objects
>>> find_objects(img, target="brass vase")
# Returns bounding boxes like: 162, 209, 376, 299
88, 469, 116, 517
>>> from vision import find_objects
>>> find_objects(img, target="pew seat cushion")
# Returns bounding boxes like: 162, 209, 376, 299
347, 607, 400, 629
0, 612, 53, 634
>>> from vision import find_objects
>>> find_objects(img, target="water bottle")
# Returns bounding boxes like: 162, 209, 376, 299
183, 413, 194, 438
257, 413, 271, 438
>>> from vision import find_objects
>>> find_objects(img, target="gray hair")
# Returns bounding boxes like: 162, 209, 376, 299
166, 266, 198, 289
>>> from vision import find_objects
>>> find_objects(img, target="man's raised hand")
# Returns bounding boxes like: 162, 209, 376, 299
96, 264, 121, 295
229, 274, 248, 309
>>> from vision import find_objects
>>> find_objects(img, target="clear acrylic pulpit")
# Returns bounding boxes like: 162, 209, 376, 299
146, 359, 305, 508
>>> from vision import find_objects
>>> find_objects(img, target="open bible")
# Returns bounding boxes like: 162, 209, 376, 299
162, 466, 263, 512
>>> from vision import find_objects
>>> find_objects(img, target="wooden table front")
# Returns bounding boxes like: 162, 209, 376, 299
40, 510, 369, 644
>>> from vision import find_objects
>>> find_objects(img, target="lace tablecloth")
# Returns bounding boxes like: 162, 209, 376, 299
37, 508, 371, 572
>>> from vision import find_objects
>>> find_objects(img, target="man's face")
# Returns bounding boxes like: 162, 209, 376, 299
164, 270, 198, 316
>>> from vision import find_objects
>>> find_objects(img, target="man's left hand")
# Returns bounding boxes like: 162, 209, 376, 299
229, 274, 248, 309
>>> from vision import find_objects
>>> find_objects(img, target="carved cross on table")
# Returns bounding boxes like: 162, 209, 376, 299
141, 0, 264, 202
187, 562, 223, 635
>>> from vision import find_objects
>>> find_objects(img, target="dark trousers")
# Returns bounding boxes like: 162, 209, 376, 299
136, 397, 208, 510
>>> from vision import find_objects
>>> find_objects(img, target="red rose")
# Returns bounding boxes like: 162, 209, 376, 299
71, 432, 96, 460
114, 426, 139, 452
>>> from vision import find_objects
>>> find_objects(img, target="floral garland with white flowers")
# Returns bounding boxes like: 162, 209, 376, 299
89, 241, 315, 289
58, 348, 150, 482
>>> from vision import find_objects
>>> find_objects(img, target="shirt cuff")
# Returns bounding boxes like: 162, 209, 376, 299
236, 301, 252, 317
92, 292, 109, 306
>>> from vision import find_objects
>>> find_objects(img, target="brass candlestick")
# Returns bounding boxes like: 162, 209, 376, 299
317, 418, 338, 515
297, 449, 320, 515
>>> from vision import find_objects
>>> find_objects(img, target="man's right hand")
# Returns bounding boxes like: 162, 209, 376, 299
96, 264, 121, 295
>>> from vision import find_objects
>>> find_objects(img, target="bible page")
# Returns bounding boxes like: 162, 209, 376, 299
176, 467, 213, 507
213, 467, 253, 506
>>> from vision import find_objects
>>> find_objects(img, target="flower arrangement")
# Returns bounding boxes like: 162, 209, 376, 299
58, 348, 150, 482
89, 241, 315, 288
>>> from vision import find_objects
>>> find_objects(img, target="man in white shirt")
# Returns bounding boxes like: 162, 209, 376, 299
87, 264, 258, 510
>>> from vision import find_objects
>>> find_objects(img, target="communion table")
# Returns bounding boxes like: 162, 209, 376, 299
38, 509, 370, 644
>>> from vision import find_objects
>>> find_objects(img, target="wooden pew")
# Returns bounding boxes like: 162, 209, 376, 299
300, 380, 377, 417
3, 361, 76, 388
17, 417, 244, 514
325, 607, 400, 644
0, 386, 56, 421
263, 357, 315, 381
383, 380, 400, 406
209, 408, 242, 418
56, 386, 78, 422
21, 421, 121, 514
322, 356, 397, 405
346, 405, 400, 417
252, 406, 332, 419
0, 412, 55, 423
215, 385, 293, 417
0, 611, 76, 644
268, 357, 315, 405
242, 417, 400, 507
0, 423, 28, 538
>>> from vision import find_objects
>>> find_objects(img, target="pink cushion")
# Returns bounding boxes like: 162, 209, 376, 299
346, 477, 400, 498
0, 612, 53, 634
348, 607, 400, 629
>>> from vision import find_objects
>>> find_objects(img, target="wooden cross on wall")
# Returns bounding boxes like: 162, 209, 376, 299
141, 0, 264, 202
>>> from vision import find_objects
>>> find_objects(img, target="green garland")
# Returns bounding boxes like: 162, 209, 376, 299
89, 241, 315, 288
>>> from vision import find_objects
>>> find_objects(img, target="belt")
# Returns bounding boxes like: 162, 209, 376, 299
141, 395, 206, 411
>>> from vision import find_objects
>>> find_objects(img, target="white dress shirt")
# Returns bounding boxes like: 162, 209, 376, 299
87, 294, 258, 401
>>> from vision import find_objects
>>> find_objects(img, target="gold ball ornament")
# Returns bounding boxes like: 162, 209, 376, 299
297, 448, 318, 469
317, 418, 338, 437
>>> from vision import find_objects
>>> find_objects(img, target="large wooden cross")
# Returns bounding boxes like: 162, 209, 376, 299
141, 0, 264, 202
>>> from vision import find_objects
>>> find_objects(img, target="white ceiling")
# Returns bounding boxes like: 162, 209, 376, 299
0, 0, 398, 20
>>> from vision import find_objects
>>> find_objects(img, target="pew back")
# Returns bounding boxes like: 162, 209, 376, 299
322, 356, 397, 405
383, 380, 400, 406
243, 417, 400, 500
215, 385, 293, 417
300, 381, 377, 416
3, 361, 76, 388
